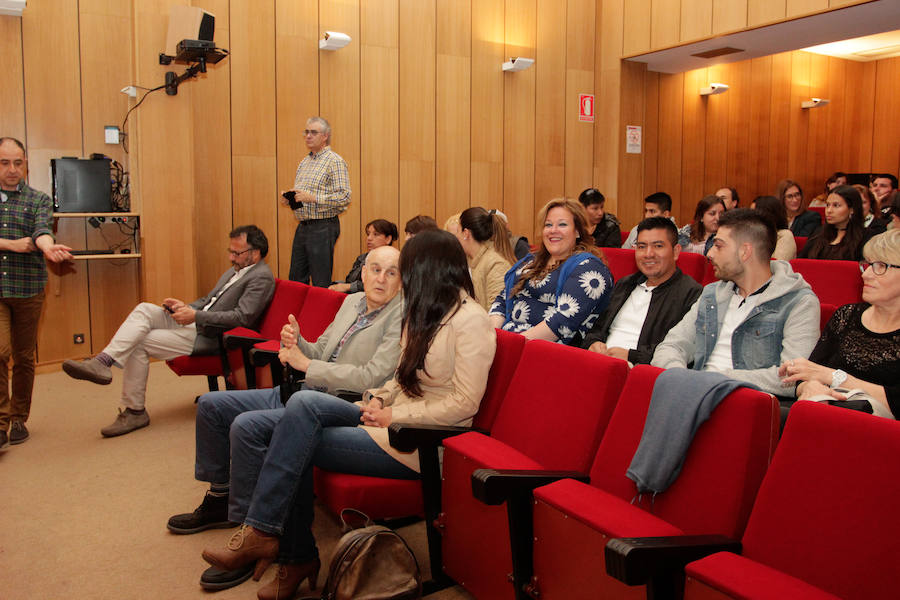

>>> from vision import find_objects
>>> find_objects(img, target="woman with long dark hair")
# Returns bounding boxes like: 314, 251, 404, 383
677, 195, 725, 255
450, 206, 515, 309
199, 229, 496, 599
751, 195, 796, 260
779, 179, 821, 237
800, 185, 867, 261
489, 198, 613, 344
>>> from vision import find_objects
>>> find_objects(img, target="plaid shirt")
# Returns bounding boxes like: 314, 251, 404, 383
292, 146, 351, 221
329, 295, 388, 362
0, 182, 54, 298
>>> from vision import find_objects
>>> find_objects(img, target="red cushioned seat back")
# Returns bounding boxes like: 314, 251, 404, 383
602, 248, 638, 283
676, 251, 708, 284
256, 279, 309, 339
819, 302, 837, 333
589, 365, 779, 539
794, 235, 807, 253
472, 329, 526, 432
295, 285, 346, 342
789, 258, 863, 306
489, 340, 628, 472
739, 402, 900, 599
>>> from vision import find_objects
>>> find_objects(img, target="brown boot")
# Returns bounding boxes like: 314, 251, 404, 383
257, 560, 321, 600
202, 525, 279, 581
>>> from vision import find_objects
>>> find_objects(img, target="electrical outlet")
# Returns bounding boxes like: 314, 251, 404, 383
73, 333, 85, 344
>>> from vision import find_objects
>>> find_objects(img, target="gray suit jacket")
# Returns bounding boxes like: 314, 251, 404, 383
188, 261, 276, 354
298, 292, 403, 394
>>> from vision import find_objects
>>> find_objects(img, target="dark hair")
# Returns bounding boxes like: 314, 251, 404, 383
396, 230, 474, 398
718, 208, 777, 260
578, 188, 605, 208
365, 218, 398, 244
752, 195, 788, 230
804, 185, 865, 260
853, 184, 878, 215
510, 198, 605, 298
644, 192, 672, 213
825, 171, 847, 192
0, 137, 26, 153
230, 225, 268, 257
459, 207, 516, 264
872, 173, 898, 189
777, 179, 805, 217
404, 215, 438, 236
720, 186, 740, 208
635, 216, 678, 245
690, 195, 726, 242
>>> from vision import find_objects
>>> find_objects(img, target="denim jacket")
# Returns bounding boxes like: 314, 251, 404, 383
651, 261, 821, 396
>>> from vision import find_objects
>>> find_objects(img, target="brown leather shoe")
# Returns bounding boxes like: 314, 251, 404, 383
257, 560, 321, 600
202, 525, 279, 581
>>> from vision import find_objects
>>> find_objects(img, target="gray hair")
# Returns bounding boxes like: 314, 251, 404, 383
863, 229, 900, 266
307, 116, 331, 142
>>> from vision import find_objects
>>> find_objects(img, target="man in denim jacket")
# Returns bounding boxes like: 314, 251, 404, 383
652, 209, 820, 396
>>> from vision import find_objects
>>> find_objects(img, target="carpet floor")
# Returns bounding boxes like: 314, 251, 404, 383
0, 362, 473, 600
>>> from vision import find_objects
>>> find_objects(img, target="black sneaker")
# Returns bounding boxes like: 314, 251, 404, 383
0, 430, 8, 451
199, 564, 254, 590
9, 419, 29, 445
167, 492, 237, 534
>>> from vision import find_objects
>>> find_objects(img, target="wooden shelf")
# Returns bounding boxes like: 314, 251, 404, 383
69, 253, 141, 260
53, 212, 139, 218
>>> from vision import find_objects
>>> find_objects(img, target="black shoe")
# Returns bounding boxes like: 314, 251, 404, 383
167, 492, 237, 534
0, 430, 8, 451
9, 419, 29, 445
199, 564, 255, 591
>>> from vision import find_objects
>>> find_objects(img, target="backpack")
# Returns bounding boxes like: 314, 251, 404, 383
304, 509, 422, 600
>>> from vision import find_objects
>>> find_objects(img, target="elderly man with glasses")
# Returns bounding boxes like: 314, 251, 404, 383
62, 225, 275, 437
281, 116, 351, 287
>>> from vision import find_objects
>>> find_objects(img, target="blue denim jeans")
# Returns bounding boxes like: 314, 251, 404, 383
289, 217, 340, 287
197, 388, 418, 564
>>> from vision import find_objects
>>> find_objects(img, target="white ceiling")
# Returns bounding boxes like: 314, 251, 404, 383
803, 30, 900, 61
627, 0, 900, 73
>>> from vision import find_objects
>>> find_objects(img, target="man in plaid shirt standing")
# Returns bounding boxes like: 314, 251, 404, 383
282, 117, 351, 287
0, 137, 73, 449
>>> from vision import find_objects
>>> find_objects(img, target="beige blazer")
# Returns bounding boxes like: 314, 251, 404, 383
362, 294, 497, 472
469, 245, 512, 310
298, 292, 402, 394
773, 228, 798, 261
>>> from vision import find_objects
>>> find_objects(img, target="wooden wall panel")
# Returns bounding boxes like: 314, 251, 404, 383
320, 0, 361, 279
786, 0, 828, 18
786, 51, 809, 189
806, 53, 830, 194
822, 56, 846, 184
470, 0, 504, 213
564, 0, 596, 198
680, 68, 707, 224
766, 52, 792, 194
748, 0, 785, 26
275, 0, 319, 278
841, 61, 875, 173
642, 70, 661, 198
436, 0, 470, 224
400, 0, 436, 229
724, 58, 751, 202
680, 0, 713, 44
622, 0, 651, 57
703, 63, 729, 196
871, 57, 900, 176
230, 0, 277, 271
651, 0, 680, 50
503, 0, 536, 240
0, 16, 26, 142
595, 0, 624, 213
657, 72, 684, 219
618, 61, 646, 227
712, 0, 747, 34
534, 0, 565, 210
361, 0, 399, 251
747, 56, 772, 197
192, 0, 233, 292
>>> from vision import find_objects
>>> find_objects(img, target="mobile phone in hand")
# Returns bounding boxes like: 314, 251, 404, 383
282, 190, 303, 210
162, 303, 175, 314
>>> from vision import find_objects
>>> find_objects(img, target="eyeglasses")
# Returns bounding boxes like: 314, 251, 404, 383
228, 248, 253, 257
303, 129, 323, 136
859, 261, 900, 275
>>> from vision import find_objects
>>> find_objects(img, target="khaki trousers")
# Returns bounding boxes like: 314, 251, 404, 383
0, 291, 45, 429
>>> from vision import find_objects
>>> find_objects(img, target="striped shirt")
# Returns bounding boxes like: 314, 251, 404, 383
292, 146, 351, 221
0, 182, 54, 298
329, 296, 387, 362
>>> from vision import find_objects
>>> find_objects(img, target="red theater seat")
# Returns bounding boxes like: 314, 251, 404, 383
603, 247, 639, 282
676, 251, 708, 284
313, 329, 527, 521
430, 342, 629, 600
612, 402, 900, 600
503, 365, 779, 600
794, 235, 807, 253
789, 258, 863, 306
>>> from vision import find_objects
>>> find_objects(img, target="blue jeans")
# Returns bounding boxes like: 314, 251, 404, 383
289, 217, 340, 287
197, 388, 418, 564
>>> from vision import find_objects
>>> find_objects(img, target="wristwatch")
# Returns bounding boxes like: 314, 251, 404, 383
831, 369, 848, 389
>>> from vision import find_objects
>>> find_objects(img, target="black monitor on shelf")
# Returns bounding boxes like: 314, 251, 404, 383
51, 157, 112, 213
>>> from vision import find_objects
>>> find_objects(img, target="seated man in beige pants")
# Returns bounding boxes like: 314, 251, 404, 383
62, 225, 276, 437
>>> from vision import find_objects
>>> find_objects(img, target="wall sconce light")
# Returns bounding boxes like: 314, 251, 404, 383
801, 98, 830, 109
319, 31, 351, 51
502, 57, 535, 72
699, 83, 729, 96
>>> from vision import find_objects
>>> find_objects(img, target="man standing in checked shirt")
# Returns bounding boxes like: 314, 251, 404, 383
282, 117, 351, 287
0, 137, 73, 449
